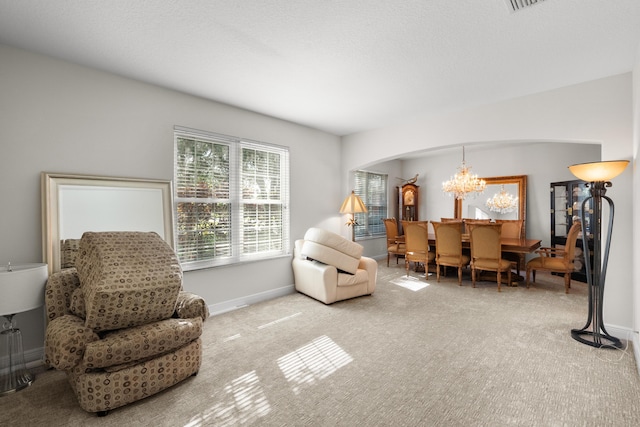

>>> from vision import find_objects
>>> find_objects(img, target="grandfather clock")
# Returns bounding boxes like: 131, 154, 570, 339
399, 183, 419, 223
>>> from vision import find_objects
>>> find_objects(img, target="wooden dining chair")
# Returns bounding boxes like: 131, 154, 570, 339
494, 219, 524, 276
440, 218, 464, 234
382, 218, 405, 267
402, 221, 435, 280
526, 221, 581, 293
468, 223, 512, 292
432, 221, 470, 285
462, 218, 491, 234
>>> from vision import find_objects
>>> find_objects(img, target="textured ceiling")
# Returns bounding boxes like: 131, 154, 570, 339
1, 0, 639, 136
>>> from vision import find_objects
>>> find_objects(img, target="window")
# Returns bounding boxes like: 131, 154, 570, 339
174, 126, 290, 270
353, 170, 387, 239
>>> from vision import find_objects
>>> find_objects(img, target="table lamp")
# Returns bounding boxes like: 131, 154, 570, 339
340, 191, 367, 241
568, 160, 628, 348
0, 262, 48, 395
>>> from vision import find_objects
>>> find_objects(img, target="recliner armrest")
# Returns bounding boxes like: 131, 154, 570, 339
45, 268, 81, 323
358, 256, 378, 294
175, 291, 210, 321
292, 257, 338, 287
45, 314, 99, 371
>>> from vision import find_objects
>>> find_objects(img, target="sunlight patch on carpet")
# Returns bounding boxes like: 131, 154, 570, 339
223, 333, 242, 342
277, 335, 353, 395
187, 370, 271, 427
390, 275, 431, 291
258, 312, 302, 329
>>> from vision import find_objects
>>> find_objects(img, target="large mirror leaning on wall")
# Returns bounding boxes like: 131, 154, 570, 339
454, 175, 527, 238
42, 173, 175, 274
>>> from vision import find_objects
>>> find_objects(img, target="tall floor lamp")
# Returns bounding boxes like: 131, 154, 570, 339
568, 160, 629, 348
340, 190, 368, 241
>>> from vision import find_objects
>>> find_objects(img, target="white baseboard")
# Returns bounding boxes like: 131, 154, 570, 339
11, 295, 639, 376
605, 323, 634, 342
631, 331, 640, 376
207, 284, 296, 317
0, 347, 45, 374
2, 285, 296, 369
599, 324, 639, 373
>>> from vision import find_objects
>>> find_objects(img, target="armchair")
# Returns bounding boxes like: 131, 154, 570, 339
292, 228, 377, 304
526, 222, 581, 293
44, 232, 209, 416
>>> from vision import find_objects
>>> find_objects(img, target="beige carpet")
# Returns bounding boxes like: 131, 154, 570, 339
2, 262, 640, 426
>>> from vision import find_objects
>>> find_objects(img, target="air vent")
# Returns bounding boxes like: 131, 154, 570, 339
504, 0, 546, 12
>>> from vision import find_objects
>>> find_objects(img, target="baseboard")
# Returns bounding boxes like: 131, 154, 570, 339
605, 323, 634, 342
207, 284, 296, 316
601, 324, 639, 371
3, 286, 295, 369
13, 293, 639, 376
632, 331, 640, 376
0, 347, 45, 374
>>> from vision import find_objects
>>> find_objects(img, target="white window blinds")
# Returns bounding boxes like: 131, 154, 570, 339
353, 170, 387, 239
174, 126, 290, 270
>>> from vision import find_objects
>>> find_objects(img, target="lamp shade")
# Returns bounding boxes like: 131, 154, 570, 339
340, 191, 367, 214
0, 263, 48, 316
569, 160, 629, 182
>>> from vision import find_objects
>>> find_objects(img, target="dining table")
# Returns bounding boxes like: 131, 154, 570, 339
426, 233, 540, 251
399, 233, 543, 285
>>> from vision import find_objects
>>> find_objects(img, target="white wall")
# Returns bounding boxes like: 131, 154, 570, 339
633, 43, 640, 359
0, 44, 342, 359
342, 74, 635, 334
400, 142, 600, 244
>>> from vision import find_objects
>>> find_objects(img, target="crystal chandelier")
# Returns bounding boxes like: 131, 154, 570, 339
486, 185, 518, 214
442, 147, 486, 200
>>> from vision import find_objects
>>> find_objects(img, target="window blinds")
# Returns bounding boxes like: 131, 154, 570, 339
174, 126, 290, 270
353, 170, 388, 238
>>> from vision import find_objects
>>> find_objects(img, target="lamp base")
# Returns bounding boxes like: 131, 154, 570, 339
1, 319, 35, 396
570, 328, 622, 349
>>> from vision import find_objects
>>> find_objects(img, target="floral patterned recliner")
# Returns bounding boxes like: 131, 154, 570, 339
44, 231, 209, 415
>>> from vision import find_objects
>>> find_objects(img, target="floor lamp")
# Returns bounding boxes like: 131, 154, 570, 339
568, 160, 629, 349
340, 190, 367, 241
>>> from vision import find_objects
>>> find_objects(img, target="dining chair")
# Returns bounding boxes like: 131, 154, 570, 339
382, 218, 405, 267
462, 218, 491, 234
402, 221, 435, 280
468, 223, 512, 292
494, 219, 524, 276
440, 218, 464, 234
526, 221, 581, 293
431, 221, 471, 285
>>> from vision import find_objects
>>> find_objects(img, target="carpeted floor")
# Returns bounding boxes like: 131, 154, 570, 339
2, 261, 640, 426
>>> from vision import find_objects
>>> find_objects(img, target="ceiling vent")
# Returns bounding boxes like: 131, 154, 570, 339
504, 0, 546, 12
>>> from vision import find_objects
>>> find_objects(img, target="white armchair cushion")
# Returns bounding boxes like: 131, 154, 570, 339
301, 228, 363, 274
337, 270, 368, 287
303, 227, 363, 259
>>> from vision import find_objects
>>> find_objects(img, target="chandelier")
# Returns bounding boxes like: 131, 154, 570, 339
442, 147, 486, 200
486, 185, 518, 214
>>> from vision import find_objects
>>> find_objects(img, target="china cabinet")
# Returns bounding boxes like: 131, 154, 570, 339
550, 180, 593, 283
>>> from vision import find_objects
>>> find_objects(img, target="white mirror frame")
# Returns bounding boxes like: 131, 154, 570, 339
42, 173, 174, 274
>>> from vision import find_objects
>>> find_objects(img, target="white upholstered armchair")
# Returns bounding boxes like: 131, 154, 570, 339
292, 228, 377, 304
